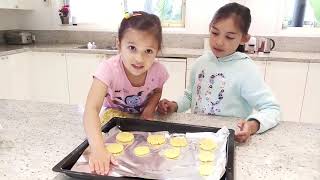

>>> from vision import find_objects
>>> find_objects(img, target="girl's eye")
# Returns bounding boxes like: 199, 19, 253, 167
128, 45, 136, 51
226, 36, 235, 40
145, 49, 153, 54
211, 31, 218, 35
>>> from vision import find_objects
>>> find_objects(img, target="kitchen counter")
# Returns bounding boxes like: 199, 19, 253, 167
0, 44, 320, 63
0, 99, 319, 180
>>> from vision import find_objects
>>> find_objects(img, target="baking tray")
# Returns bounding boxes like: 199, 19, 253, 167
52, 117, 235, 180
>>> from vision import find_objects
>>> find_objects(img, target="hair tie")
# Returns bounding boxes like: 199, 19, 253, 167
124, 11, 142, 19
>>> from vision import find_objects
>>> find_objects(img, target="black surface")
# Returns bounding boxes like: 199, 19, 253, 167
52, 117, 235, 180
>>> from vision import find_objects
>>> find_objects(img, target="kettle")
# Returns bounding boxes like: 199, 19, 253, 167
258, 38, 275, 53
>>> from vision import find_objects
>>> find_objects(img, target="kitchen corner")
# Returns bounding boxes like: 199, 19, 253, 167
0, 99, 319, 180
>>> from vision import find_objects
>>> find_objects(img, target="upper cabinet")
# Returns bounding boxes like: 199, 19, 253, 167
0, 0, 32, 10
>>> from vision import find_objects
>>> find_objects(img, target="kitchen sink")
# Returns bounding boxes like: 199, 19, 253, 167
76, 45, 117, 50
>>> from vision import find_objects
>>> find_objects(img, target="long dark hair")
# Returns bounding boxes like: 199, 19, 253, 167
118, 11, 162, 50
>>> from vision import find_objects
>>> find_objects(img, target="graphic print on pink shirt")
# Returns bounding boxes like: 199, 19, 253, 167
94, 55, 169, 114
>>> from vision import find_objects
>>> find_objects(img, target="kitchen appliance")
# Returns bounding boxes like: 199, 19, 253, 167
258, 37, 275, 53
245, 37, 276, 53
4, 30, 33, 45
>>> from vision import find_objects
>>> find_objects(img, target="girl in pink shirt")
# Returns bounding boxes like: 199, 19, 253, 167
83, 11, 168, 175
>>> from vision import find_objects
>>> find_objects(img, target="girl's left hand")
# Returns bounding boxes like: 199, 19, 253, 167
235, 120, 259, 143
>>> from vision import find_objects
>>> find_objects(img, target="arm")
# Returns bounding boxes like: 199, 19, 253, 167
241, 63, 281, 134
83, 78, 116, 175
141, 88, 162, 119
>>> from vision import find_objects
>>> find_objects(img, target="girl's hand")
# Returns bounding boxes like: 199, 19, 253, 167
89, 148, 118, 175
157, 99, 178, 115
235, 120, 259, 143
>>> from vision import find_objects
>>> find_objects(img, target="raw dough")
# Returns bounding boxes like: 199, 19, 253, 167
164, 148, 180, 159
199, 138, 217, 151
134, 146, 150, 156
199, 163, 214, 176
147, 134, 166, 145
199, 151, 214, 162
170, 137, 187, 147
106, 143, 124, 154
116, 132, 134, 143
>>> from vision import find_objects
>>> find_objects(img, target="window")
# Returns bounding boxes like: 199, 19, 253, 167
124, 0, 186, 27
283, 0, 320, 28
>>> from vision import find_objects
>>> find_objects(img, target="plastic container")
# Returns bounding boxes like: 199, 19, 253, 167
52, 117, 235, 180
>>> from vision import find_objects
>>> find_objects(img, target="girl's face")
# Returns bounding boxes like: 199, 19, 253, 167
209, 17, 249, 58
119, 28, 159, 77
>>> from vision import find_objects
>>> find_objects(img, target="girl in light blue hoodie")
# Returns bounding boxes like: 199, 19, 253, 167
158, 2, 280, 143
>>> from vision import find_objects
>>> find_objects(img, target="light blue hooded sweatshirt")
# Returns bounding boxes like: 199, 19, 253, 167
177, 50, 281, 133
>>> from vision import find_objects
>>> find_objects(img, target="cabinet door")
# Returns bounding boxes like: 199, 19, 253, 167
0, 56, 11, 99
254, 60, 266, 80
66, 53, 106, 105
265, 61, 308, 122
28, 52, 69, 104
300, 63, 320, 124
159, 58, 186, 101
8, 52, 32, 100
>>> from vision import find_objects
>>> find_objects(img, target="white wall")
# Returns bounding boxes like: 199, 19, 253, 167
0, 10, 20, 30
0, 0, 319, 36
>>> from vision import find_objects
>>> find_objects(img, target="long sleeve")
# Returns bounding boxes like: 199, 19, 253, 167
240, 64, 281, 133
176, 60, 197, 112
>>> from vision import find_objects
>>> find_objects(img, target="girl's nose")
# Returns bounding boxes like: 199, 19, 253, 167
216, 37, 224, 46
134, 53, 144, 63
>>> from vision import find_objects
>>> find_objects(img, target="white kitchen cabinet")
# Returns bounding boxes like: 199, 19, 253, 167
254, 60, 266, 80
0, 52, 31, 100
66, 53, 108, 105
265, 61, 308, 122
28, 52, 69, 104
159, 58, 186, 101
300, 63, 320, 124
0, 56, 11, 99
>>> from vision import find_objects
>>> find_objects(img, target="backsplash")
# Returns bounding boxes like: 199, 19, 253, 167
0, 30, 320, 52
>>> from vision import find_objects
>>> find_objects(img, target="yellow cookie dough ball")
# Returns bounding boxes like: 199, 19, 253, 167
199, 151, 214, 162
106, 143, 124, 155
199, 138, 217, 151
164, 148, 180, 159
147, 134, 166, 145
170, 137, 188, 147
116, 132, 134, 143
199, 163, 214, 176
134, 146, 150, 157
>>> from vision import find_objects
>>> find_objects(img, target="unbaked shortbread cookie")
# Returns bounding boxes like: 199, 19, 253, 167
199, 138, 217, 151
116, 132, 134, 143
147, 134, 166, 145
199, 151, 214, 162
106, 143, 124, 155
134, 146, 150, 156
164, 148, 180, 159
199, 163, 214, 176
170, 137, 188, 147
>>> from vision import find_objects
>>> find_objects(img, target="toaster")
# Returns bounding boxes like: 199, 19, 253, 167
4, 31, 33, 45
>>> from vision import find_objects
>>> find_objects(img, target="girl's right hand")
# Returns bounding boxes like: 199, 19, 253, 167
89, 148, 118, 175
157, 99, 178, 115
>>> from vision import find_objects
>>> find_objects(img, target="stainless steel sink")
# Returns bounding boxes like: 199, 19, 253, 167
76, 45, 117, 50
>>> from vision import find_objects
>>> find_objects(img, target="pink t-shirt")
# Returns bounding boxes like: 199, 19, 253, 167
94, 54, 169, 114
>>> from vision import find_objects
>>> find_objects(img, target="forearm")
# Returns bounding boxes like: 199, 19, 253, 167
83, 107, 105, 151
144, 89, 162, 112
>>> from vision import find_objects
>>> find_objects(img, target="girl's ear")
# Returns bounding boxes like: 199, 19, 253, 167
240, 34, 251, 45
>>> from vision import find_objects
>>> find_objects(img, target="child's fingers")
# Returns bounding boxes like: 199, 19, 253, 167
103, 161, 110, 175
89, 159, 95, 173
111, 155, 118, 165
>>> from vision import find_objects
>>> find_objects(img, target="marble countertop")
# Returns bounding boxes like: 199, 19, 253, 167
0, 44, 320, 62
0, 99, 319, 180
